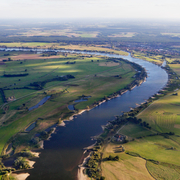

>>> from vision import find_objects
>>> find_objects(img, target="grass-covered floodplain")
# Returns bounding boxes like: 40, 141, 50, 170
117, 122, 154, 138
0, 52, 136, 154
137, 90, 180, 135
132, 52, 163, 65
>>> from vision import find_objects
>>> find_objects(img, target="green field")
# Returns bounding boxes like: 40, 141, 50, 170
137, 90, 180, 135
132, 52, 163, 65
102, 133, 180, 180
0, 52, 136, 154
169, 64, 180, 76
102, 143, 154, 180
118, 122, 154, 138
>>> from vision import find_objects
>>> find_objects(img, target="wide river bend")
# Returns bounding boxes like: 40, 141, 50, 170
0, 48, 168, 180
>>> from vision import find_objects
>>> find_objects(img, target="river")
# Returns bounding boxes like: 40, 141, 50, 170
0, 48, 168, 180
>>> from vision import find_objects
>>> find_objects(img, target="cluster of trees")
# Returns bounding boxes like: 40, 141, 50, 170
3, 73, 29, 77
170, 60, 180, 64
41, 51, 57, 56
85, 138, 105, 180
31, 128, 55, 148
4, 86, 40, 91
86, 151, 105, 180
18, 150, 34, 158
104, 155, 119, 161
140, 121, 151, 129
65, 61, 76, 64
162, 65, 180, 92
0, 88, 7, 103
0, 163, 15, 180
2, 58, 12, 62
3, 53, 10, 56
14, 157, 30, 169
30, 74, 75, 89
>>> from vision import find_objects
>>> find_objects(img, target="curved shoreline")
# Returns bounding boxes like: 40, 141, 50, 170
0, 49, 168, 180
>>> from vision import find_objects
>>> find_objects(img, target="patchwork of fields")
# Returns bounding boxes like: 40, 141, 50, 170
137, 90, 180, 135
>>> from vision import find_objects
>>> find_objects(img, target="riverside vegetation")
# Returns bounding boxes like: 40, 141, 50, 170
0, 46, 147, 179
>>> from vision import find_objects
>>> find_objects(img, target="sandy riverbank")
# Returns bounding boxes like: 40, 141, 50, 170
11, 159, 36, 180
12, 173, 30, 180
77, 153, 91, 180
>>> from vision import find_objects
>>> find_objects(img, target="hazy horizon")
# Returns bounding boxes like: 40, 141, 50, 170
1, 0, 180, 20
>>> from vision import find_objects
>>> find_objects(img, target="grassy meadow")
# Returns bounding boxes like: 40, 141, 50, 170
0, 51, 135, 154
132, 52, 163, 65
169, 64, 180, 76
137, 90, 180, 135
102, 134, 180, 180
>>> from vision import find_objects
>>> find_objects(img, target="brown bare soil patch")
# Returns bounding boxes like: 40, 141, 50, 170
99, 62, 119, 67
36, 120, 57, 131
14, 145, 28, 154
44, 105, 67, 118
102, 157, 154, 180
174, 124, 180, 129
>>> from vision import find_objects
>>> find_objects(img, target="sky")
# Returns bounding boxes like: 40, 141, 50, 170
1, 0, 180, 20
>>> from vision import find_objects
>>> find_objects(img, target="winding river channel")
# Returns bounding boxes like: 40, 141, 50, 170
0, 48, 168, 179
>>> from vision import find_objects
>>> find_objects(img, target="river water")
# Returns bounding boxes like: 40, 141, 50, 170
0, 48, 168, 180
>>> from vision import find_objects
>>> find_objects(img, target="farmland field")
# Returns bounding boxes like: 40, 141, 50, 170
102, 143, 154, 180
101, 135, 180, 180
169, 64, 180, 76
137, 90, 180, 135
117, 122, 154, 138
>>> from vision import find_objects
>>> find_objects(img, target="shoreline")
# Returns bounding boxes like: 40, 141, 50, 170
10, 152, 40, 180
76, 62, 168, 180
3, 51, 148, 180
11, 84, 142, 180
77, 152, 92, 180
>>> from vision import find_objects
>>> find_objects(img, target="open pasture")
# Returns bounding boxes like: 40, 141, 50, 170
118, 122, 154, 138
102, 143, 154, 180
137, 90, 180, 135
147, 161, 180, 180
133, 52, 163, 65
0, 54, 136, 154
124, 135, 180, 166
169, 64, 180, 76
0, 55, 111, 90
102, 134, 180, 180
